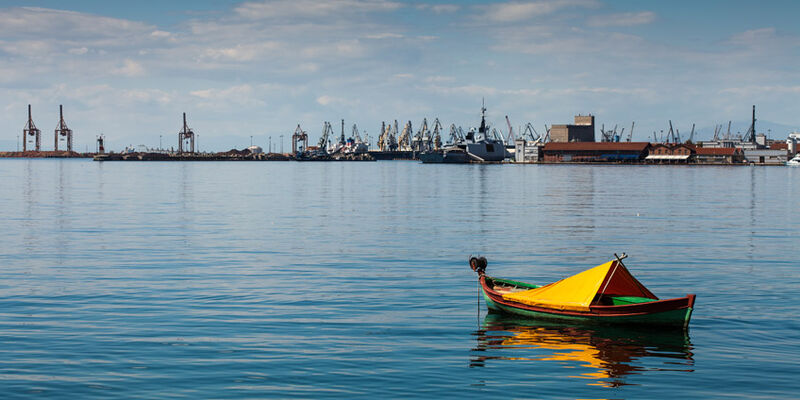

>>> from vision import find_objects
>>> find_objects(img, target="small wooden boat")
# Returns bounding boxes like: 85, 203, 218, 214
470, 254, 695, 327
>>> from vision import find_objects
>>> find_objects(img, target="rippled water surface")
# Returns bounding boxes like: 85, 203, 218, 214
1, 159, 799, 398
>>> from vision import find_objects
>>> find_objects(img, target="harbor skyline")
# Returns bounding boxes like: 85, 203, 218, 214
2, 0, 800, 151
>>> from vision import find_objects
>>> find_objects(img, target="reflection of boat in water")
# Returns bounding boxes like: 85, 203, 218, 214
470, 254, 695, 327
420, 102, 506, 163
471, 314, 694, 387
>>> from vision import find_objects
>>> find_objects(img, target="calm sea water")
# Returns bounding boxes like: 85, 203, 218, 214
1, 159, 798, 399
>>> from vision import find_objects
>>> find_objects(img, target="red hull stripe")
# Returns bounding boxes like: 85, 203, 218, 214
481, 276, 692, 317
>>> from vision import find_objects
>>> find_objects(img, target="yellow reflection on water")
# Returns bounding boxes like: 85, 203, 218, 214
471, 314, 693, 387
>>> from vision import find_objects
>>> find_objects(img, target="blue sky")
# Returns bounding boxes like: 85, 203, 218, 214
2, 0, 799, 151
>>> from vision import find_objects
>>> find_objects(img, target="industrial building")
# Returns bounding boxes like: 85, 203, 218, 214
542, 142, 650, 162
514, 139, 543, 162
743, 149, 788, 165
645, 144, 694, 163
550, 115, 595, 142
694, 147, 745, 164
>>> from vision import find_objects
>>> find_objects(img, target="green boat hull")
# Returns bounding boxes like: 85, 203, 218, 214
484, 293, 693, 327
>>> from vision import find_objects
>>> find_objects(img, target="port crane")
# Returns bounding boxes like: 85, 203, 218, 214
292, 124, 308, 154
667, 120, 676, 143
177, 112, 194, 153
352, 124, 364, 144
491, 128, 503, 141
389, 120, 399, 151
22, 104, 41, 152
54, 105, 74, 152
742, 105, 757, 143
505, 115, 515, 144
448, 124, 464, 144
431, 118, 443, 150
378, 122, 385, 150
377, 121, 398, 151
318, 121, 334, 153
412, 118, 429, 152
522, 123, 538, 141
626, 122, 634, 142
398, 120, 412, 151
600, 124, 619, 142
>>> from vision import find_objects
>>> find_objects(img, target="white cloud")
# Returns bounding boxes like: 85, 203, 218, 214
490, 26, 647, 56
300, 40, 365, 58
483, 0, 597, 23
68, 47, 89, 55
416, 4, 460, 13
188, 84, 268, 110
728, 27, 777, 46
316, 94, 358, 107
0, 7, 155, 41
234, 0, 402, 19
316, 95, 342, 106
298, 63, 320, 72
112, 59, 145, 77
200, 42, 281, 62
587, 11, 656, 27
364, 33, 404, 39
425, 75, 455, 83
126, 89, 171, 104
0, 40, 52, 57
150, 30, 171, 39
720, 85, 800, 95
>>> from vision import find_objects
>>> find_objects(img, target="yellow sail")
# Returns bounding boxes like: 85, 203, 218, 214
502, 261, 615, 312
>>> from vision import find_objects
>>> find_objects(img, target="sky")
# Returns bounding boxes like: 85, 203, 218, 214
2, 0, 800, 152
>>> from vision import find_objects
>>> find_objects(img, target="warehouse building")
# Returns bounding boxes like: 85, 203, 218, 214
550, 115, 595, 142
542, 142, 650, 162
695, 147, 745, 164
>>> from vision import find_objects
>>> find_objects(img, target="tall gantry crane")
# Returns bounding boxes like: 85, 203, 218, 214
398, 120, 412, 151
177, 112, 195, 153
412, 118, 429, 152
54, 104, 73, 152
292, 124, 308, 154
318, 121, 334, 153
388, 120, 399, 151
23, 104, 41, 152
505, 115, 515, 144
431, 118, 443, 150
378, 121, 387, 151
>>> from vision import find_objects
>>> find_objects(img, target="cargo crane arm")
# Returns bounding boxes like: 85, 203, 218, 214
627, 121, 634, 142
505, 115, 515, 143
318, 121, 332, 152
449, 124, 464, 144
352, 124, 363, 143
431, 118, 443, 150
522, 123, 540, 141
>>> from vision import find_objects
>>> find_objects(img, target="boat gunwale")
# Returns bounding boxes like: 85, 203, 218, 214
481, 275, 695, 318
